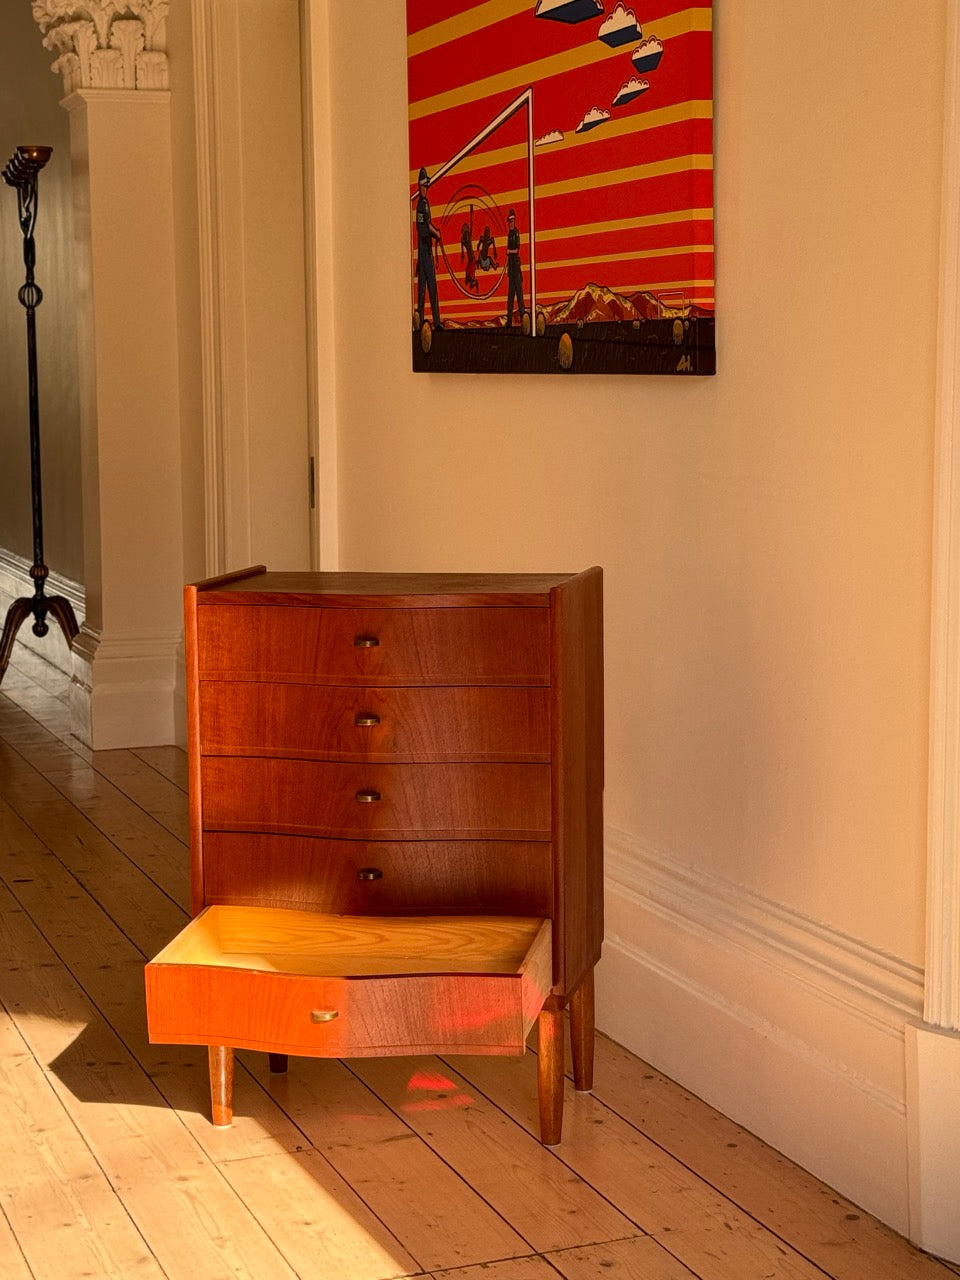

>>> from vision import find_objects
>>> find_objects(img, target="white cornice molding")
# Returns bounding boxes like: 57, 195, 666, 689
32, 0, 168, 92
926, 0, 960, 1031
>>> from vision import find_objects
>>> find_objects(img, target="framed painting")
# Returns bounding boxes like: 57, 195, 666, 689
406, 0, 714, 375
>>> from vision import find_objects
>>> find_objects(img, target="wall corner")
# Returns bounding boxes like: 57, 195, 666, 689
905, 1022, 960, 1263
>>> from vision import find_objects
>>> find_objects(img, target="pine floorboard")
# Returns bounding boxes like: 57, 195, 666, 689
0, 649, 954, 1279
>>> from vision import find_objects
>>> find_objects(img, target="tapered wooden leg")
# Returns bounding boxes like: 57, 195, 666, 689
569, 967, 595, 1092
268, 1053, 288, 1075
537, 1001, 564, 1145
208, 1045, 234, 1127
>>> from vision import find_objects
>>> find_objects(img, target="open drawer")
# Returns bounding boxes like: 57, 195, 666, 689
145, 905, 553, 1058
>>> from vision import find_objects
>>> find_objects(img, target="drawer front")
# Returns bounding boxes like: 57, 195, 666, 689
201, 759, 552, 841
201, 833, 553, 917
146, 965, 535, 1056
145, 908, 553, 1057
196, 604, 550, 686
198, 682, 551, 762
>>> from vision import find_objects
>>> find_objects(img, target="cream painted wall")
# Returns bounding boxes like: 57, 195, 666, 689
0, 1, 83, 585
323, 2, 943, 969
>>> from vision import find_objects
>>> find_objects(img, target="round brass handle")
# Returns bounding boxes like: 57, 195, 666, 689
356, 867, 383, 881
310, 1009, 339, 1023
354, 635, 380, 648
356, 789, 381, 803
354, 712, 380, 727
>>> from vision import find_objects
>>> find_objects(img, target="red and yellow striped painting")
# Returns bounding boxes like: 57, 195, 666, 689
407, 0, 714, 375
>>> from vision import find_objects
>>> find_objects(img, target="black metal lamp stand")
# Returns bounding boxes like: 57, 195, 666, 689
0, 145, 79, 684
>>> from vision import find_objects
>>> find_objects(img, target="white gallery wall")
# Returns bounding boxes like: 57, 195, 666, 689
307, 0, 949, 1235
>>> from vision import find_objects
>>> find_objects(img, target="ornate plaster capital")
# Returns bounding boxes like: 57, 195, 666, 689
32, 0, 168, 93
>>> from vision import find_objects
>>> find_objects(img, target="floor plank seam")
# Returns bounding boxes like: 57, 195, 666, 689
0, 860, 328, 1186
15, 724, 190, 848
0, 793, 183, 969
0, 1196, 36, 1280
435, 1052, 652, 1238
0, 745, 190, 921
130, 746, 189, 795
579, 1076, 959, 1278
440, 1051, 855, 1280
340, 1057, 543, 1263
0, 990, 172, 1280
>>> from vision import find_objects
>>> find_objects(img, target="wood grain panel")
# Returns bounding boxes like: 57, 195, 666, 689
196, 568, 572, 607
154, 906, 547, 974
550, 567, 604, 994
201, 758, 552, 841
185, 582, 205, 914
146, 910, 552, 1057
196, 604, 550, 685
199, 682, 550, 762
545, 1236, 701, 1279
202, 832, 552, 916
147, 966, 535, 1056
233, 1053, 530, 1272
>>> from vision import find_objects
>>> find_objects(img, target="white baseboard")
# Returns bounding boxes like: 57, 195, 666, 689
0, 551, 84, 680
906, 1023, 960, 1260
598, 827, 924, 1235
70, 622, 184, 749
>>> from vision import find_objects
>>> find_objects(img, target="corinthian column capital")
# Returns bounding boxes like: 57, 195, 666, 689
32, 0, 168, 92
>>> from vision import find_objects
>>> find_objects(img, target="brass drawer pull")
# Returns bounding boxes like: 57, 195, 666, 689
356, 867, 383, 881
354, 712, 380, 727
356, 789, 381, 803
354, 635, 380, 648
310, 1009, 339, 1023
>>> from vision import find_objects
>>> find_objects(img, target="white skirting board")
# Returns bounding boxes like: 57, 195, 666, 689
906, 1024, 960, 1259
0, 553, 84, 680
70, 623, 187, 750
597, 827, 924, 1237
0, 556, 187, 749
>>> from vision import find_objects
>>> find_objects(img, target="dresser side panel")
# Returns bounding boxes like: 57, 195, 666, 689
551, 568, 605, 995
185, 584, 205, 916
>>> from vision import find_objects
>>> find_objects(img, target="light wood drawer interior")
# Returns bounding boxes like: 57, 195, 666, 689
201, 758, 552, 840
196, 604, 550, 685
198, 682, 550, 762
146, 906, 552, 1056
200, 833, 553, 917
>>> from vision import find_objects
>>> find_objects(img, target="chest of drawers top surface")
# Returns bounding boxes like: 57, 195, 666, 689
196, 570, 578, 608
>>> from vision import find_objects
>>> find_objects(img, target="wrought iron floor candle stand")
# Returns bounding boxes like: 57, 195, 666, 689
0, 145, 78, 683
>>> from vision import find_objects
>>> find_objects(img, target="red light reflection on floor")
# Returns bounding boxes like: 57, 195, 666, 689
402, 1069, 474, 1113
407, 1071, 456, 1091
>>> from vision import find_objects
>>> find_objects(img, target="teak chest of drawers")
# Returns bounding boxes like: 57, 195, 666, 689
145, 568, 603, 1143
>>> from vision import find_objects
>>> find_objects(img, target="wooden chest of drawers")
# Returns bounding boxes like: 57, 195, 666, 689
145, 568, 603, 1143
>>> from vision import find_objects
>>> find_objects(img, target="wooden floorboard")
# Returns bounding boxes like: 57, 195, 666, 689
0, 654, 954, 1280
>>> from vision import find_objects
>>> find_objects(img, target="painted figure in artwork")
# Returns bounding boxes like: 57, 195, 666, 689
415, 166, 443, 328
505, 207, 526, 327
477, 224, 498, 272
460, 204, 479, 292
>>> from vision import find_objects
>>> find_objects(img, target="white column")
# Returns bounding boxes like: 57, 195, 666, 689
190, 0, 312, 576
34, 0, 185, 747
907, 0, 960, 1262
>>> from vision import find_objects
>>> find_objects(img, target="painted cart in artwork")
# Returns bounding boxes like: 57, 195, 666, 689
407, 0, 714, 375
